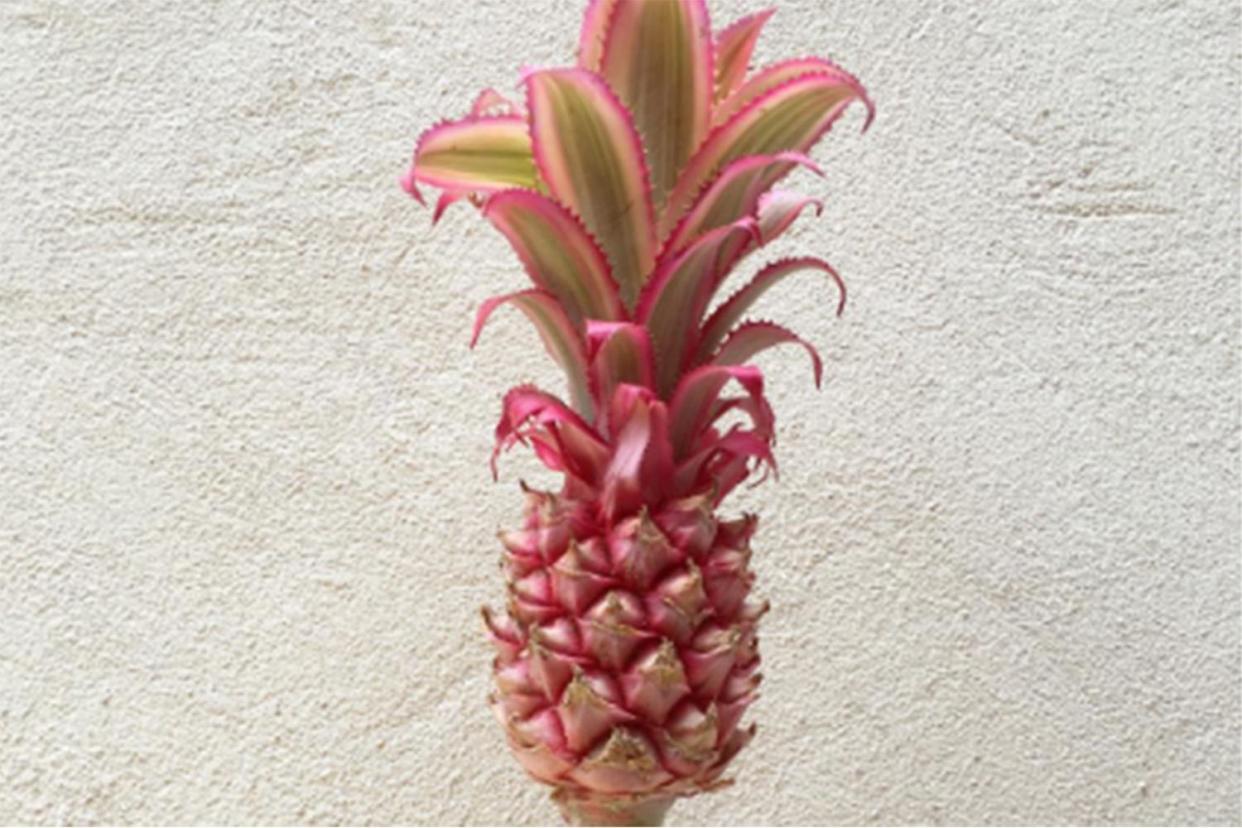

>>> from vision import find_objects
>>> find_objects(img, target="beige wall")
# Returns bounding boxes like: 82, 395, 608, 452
1, 0, 1238, 824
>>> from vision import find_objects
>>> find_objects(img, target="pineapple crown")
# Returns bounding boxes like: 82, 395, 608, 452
402, 0, 871, 514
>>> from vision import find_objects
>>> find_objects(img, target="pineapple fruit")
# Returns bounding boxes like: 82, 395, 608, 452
401, 0, 870, 822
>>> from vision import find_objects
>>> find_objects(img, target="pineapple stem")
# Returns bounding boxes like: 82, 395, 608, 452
554, 794, 673, 827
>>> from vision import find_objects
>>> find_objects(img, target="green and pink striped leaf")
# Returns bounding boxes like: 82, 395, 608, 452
663, 151, 821, 256
674, 427, 775, 500
706, 427, 777, 496
526, 68, 657, 309
715, 187, 824, 258
712, 8, 775, 103
713, 56, 871, 127
668, 363, 768, 458
472, 289, 593, 418
662, 68, 872, 235
713, 320, 823, 388
754, 189, 824, 246
482, 190, 624, 325
493, 385, 609, 484
697, 256, 846, 361
637, 219, 759, 397
706, 393, 775, 439
599, 0, 713, 207
402, 115, 537, 204
577, 0, 622, 71
587, 321, 656, 433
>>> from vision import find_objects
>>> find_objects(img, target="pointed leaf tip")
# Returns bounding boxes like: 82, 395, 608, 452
713, 8, 776, 104
577, 0, 622, 71
431, 191, 463, 225
473, 290, 593, 419
410, 115, 537, 198
755, 189, 825, 247
714, 321, 824, 389
399, 168, 425, 206
698, 257, 846, 362
669, 363, 769, 459
470, 87, 522, 118
663, 151, 823, 257
666, 66, 869, 235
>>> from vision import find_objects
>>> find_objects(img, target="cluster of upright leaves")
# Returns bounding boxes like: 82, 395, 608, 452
402, 0, 871, 509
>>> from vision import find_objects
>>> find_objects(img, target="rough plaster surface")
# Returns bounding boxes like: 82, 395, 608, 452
1, 0, 1238, 824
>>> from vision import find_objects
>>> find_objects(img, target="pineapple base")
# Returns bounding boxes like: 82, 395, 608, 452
553, 791, 674, 827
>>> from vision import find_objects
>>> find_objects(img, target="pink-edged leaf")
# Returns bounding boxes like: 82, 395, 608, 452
755, 189, 823, 246
705, 427, 778, 498
712, 320, 823, 388
636, 388, 675, 492
712, 8, 775, 104
398, 168, 425, 205
705, 394, 747, 431
600, 384, 673, 519
587, 321, 656, 432
526, 69, 657, 309
636, 219, 759, 398
668, 364, 767, 458
721, 187, 825, 264
662, 68, 872, 236
707, 393, 775, 441
599, 0, 713, 208
493, 385, 609, 483
431, 191, 465, 225
673, 426, 774, 497
578, 0, 622, 71
698, 257, 846, 361
471, 87, 523, 118
472, 290, 593, 419
482, 190, 624, 325
713, 56, 874, 127
662, 151, 822, 257
529, 432, 569, 473
405, 115, 537, 199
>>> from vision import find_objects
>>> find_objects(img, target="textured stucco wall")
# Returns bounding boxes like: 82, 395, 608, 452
1, 0, 1238, 824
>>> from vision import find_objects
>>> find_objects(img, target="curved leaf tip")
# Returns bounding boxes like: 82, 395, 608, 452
398, 167, 425, 206
713, 7, 776, 103
714, 320, 824, 389
472, 289, 593, 419
663, 68, 870, 236
409, 115, 537, 198
698, 256, 846, 363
